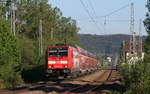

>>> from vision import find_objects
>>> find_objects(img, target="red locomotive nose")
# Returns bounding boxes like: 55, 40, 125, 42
48, 60, 69, 69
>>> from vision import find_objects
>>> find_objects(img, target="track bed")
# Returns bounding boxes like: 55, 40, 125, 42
0, 68, 124, 94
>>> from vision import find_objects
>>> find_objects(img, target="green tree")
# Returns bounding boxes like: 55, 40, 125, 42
0, 19, 22, 88
15, 0, 79, 65
0, 0, 79, 83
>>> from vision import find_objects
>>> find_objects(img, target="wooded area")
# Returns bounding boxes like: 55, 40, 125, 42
115, 3, 150, 94
0, 0, 79, 88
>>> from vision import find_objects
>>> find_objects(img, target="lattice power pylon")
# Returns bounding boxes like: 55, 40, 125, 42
129, 3, 136, 54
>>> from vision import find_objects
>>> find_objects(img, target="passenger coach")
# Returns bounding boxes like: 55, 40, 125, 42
45, 44, 97, 78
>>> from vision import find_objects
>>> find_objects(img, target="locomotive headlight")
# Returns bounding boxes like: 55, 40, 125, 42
48, 61, 56, 64
60, 61, 68, 64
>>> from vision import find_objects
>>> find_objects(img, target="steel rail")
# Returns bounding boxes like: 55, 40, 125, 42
85, 69, 114, 94
63, 69, 110, 93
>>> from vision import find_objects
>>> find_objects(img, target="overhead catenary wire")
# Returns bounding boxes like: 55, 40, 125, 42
87, 0, 97, 18
80, 19, 142, 23
77, 2, 131, 35
79, 0, 104, 34
87, 0, 105, 31
76, 4, 130, 21
102, 4, 130, 18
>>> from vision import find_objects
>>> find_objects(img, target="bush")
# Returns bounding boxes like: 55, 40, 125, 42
0, 19, 23, 88
118, 61, 150, 94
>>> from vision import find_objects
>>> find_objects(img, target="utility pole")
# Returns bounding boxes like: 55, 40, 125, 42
0, 0, 16, 35
51, 28, 53, 40
139, 19, 143, 53
0, 1, 4, 15
12, 3, 16, 36
129, 3, 136, 54
10, 7, 13, 34
64, 29, 67, 44
0, 0, 6, 19
39, 19, 43, 56
11, 0, 17, 36
122, 40, 126, 63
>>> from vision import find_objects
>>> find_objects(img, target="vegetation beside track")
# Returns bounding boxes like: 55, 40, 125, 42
0, 19, 23, 88
115, 62, 150, 94
0, 0, 79, 88
111, 3, 150, 93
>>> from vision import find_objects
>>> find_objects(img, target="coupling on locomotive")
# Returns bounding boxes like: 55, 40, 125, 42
45, 44, 97, 78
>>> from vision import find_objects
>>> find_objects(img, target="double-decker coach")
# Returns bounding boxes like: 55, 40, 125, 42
45, 44, 97, 78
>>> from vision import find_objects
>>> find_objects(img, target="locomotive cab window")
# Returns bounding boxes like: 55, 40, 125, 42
48, 47, 68, 57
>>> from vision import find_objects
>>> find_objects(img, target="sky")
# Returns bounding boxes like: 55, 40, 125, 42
48, 0, 147, 35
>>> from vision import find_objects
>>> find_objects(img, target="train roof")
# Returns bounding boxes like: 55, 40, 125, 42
48, 44, 77, 48
48, 44, 96, 58
76, 47, 96, 58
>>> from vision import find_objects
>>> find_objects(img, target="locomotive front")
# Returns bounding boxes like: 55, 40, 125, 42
46, 46, 73, 78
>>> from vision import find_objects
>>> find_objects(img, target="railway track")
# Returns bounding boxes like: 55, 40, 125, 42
63, 69, 114, 94
85, 69, 114, 94
0, 68, 121, 94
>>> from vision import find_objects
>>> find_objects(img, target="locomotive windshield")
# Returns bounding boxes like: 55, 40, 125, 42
48, 47, 68, 57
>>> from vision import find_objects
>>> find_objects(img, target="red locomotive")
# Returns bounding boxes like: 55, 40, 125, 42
45, 44, 97, 78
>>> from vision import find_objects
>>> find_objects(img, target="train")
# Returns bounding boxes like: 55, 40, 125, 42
45, 44, 97, 78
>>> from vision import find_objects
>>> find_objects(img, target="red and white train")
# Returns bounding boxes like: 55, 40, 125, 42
45, 44, 97, 78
